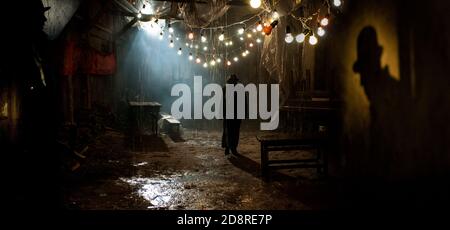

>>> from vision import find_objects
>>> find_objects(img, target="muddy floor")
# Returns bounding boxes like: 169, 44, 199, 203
62, 129, 339, 210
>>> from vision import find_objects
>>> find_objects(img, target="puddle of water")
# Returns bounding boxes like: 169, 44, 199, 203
133, 162, 148, 167
120, 176, 183, 207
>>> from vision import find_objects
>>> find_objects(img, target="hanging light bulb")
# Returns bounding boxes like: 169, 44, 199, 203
249, 42, 254, 47
309, 34, 318, 45
168, 24, 174, 33
229, 41, 233, 46
245, 50, 250, 54
219, 31, 225, 41
177, 48, 182, 55
250, 0, 262, 9
203, 62, 208, 68
188, 32, 194, 40
233, 57, 239, 62
190, 44, 194, 48
168, 34, 173, 38
333, 0, 342, 7
256, 21, 263, 31
227, 60, 232, 66
217, 58, 221, 63
169, 40, 174, 48
203, 46, 208, 51
320, 17, 329, 27
195, 44, 199, 49
225, 42, 229, 46
272, 10, 279, 20
137, 13, 142, 19
242, 52, 247, 57
189, 53, 193, 61
238, 27, 245, 35
201, 34, 207, 43
256, 38, 262, 43
296, 33, 306, 43
185, 43, 189, 47
196, 57, 201, 63
317, 27, 326, 37
240, 37, 244, 41
252, 28, 257, 33
247, 33, 252, 38
210, 59, 216, 66
285, 26, 294, 43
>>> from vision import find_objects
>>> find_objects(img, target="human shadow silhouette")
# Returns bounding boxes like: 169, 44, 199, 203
353, 26, 409, 179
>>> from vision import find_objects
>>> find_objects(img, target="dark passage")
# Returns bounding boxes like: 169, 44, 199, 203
0, 0, 449, 226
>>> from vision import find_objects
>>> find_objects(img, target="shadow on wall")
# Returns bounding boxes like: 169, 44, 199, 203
352, 26, 411, 179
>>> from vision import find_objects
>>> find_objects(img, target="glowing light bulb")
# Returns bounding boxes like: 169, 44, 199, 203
309, 35, 318, 45
285, 33, 294, 43
229, 41, 233, 45
233, 57, 239, 62
203, 46, 208, 51
190, 44, 193, 48
218, 33, 225, 41
238, 27, 245, 35
189, 53, 193, 61
320, 17, 329, 27
169, 40, 174, 48
168, 34, 173, 38
188, 32, 194, 40
210, 60, 216, 66
272, 10, 279, 20
333, 0, 342, 7
196, 57, 201, 63
317, 27, 326, 37
177, 48, 182, 55
203, 62, 208, 68
250, 0, 262, 9
168, 25, 174, 33
225, 42, 229, 46
240, 37, 244, 41
217, 58, 221, 63
247, 33, 252, 38
195, 45, 199, 49
296, 33, 305, 43
176, 37, 179, 41
227, 60, 232, 66
252, 28, 257, 33
256, 38, 262, 43
137, 13, 142, 19
201, 34, 207, 43
249, 42, 254, 47
256, 23, 263, 31
245, 50, 250, 54
242, 52, 247, 57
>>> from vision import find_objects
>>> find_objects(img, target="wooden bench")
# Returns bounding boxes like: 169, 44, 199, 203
257, 133, 329, 179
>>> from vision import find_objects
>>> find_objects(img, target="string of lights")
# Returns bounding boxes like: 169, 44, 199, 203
134, 0, 343, 68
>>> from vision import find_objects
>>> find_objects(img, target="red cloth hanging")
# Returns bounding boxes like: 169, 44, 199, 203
80, 48, 116, 75
61, 36, 116, 76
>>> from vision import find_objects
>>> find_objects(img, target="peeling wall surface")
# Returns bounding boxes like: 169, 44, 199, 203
42, 0, 81, 40
326, 0, 450, 181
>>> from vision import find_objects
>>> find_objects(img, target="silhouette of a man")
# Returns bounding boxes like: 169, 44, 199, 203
353, 26, 402, 176
222, 74, 242, 157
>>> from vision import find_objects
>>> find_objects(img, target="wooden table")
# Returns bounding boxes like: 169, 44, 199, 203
128, 101, 161, 136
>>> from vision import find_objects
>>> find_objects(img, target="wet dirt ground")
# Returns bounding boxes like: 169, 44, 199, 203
62, 129, 339, 210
